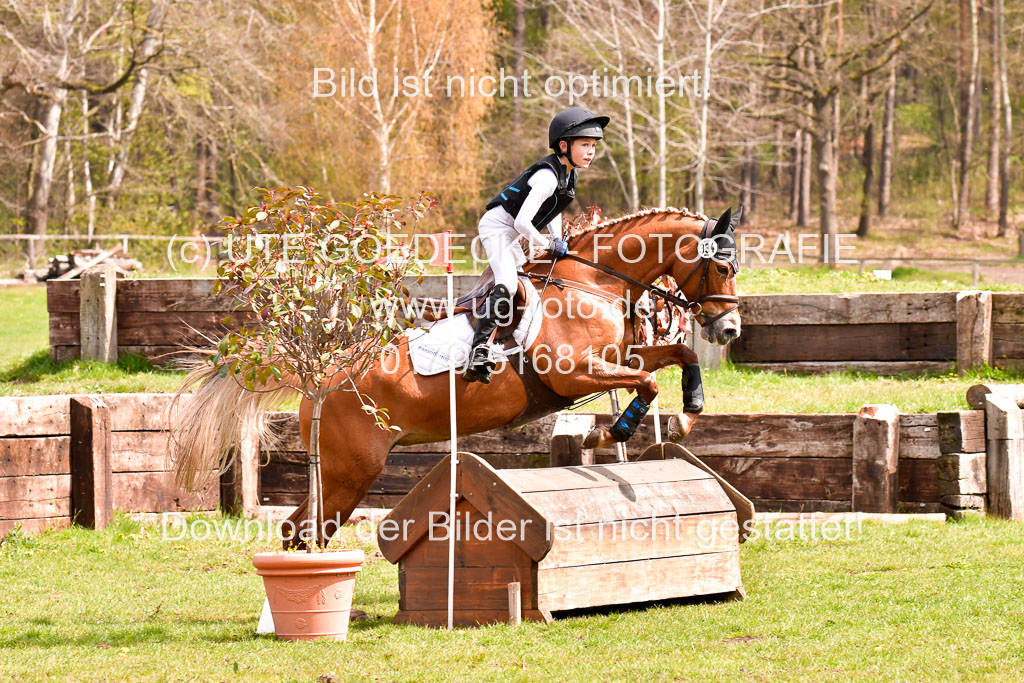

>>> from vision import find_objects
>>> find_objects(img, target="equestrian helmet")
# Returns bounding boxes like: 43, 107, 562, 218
549, 107, 610, 152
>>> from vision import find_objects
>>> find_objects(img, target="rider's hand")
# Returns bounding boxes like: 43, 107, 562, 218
547, 238, 568, 258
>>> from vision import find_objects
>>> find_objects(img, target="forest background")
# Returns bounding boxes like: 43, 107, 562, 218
1, 0, 1021, 271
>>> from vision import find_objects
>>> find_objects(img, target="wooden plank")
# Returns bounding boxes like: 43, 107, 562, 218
508, 582, 522, 626
619, 413, 856, 459
0, 396, 72, 436
898, 414, 940, 460
0, 437, 70, 477
539, 511, 738, 569
898, 458, 940, 504
220, 427, 259, 516
0, 517, 71, 536
116, 311, 252, 346
499, 458, 711, 494
739, 292, 957, 326
937, 411, 987, 454
549, 413, 595, 467
638, 442, 756, 540
852, 404, 900, 513
377, 454, 456, 562
967, 383, 1024, 410
109, 431, 172, 473
102, 393, 177, 431
730, 322, 956, 362
399, 566, 534, 611
268, 412, 558, 455
57, 246, 122, 281
537, 550, 741, 612
50, 345, 79, 363
110, 471, 218, 512
117, 345, 209, 366
115, 278, 230, 312
46, 279, 79, 312
991, 324, 1024, 363
520, 478, 734, 525
985, 393, 1024, 520
460, 454, 552, 562
956, 291, 993, 373
936, 452, 987, 496
392, 608, 551, 627
48, 310, 81, 346
698, 455, 852, 502
749, 498, 851, 513
736, 360, 956, 376
991, 292, 1024, 323
70, 396, 113, 529
0, 475, 71, 519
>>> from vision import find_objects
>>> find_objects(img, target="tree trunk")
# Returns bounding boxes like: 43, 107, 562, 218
814, 97, 839, 266
857, 85, 876, 238
107, 3, 163, 204
985, 0, 1002, 219
995, 0, 1013, 246
25, 87, 67, 267
307, 399, 323, 549
64, 138, 75, 234
799, 127, 812, 227
195, 140, 208, 211
693, 0, 711, 213
878, 59, 896, 218
955, 0, 979, 236
82, 92, 97, 239
789, 129, 802, 222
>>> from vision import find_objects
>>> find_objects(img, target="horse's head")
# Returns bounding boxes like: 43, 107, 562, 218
670, 207, 742, 345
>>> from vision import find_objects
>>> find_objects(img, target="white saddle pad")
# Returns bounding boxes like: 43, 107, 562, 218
408, 276, 543, 376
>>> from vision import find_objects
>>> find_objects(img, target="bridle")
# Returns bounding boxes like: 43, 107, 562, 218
556, 215, 740, 328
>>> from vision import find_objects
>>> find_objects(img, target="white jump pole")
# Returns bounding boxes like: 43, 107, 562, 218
445, 230, 458, 631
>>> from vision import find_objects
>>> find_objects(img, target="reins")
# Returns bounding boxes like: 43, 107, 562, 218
543, 216, 740, 327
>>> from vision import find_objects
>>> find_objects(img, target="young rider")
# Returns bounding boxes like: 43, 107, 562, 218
464, 107, 610, 383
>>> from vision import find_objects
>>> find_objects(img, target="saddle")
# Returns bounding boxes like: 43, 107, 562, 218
419, 268, 532, 342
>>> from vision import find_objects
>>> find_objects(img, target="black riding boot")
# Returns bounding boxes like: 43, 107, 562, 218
463, 284, 513, 384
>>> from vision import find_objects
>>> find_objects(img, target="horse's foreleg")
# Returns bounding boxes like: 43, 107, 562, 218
625, 344, 705, 443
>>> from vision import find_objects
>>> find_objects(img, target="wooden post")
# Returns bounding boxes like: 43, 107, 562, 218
70, 396, 112, 529
985, 393, 1024, 520
956, 290, 992, 375
937, 451, 987, 517
852, 404, 900, 513
80, 264, 118, 363
550, 413, 595, 467
508, 582, 522, 625
967, 383, 1024, 409
220, 425, 260, 516
692, 319, 726, 370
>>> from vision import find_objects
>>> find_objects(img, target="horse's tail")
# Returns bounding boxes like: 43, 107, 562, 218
168, 355, 296, 491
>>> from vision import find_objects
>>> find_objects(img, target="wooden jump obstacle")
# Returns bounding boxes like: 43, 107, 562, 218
377, 443, 755, 627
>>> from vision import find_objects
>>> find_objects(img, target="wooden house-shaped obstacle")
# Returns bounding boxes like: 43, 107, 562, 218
377, 443, 755, 627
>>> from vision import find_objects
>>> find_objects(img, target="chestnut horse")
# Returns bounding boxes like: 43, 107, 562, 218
169, 206, 742, 546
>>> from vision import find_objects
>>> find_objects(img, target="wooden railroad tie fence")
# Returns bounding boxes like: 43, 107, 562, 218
47, 276, 1024, 374
4, 387, 1022, 535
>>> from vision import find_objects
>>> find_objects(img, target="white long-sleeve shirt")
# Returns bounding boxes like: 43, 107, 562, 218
478, 168, 563, 250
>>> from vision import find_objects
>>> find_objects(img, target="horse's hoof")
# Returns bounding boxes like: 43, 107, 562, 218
582, 426, 614, 450
668, 413, 698, 442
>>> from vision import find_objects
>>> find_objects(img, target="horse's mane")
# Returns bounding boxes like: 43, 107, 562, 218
564, 206, 705, 248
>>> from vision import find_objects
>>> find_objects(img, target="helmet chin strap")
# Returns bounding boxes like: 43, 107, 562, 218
559, 140, 578, 169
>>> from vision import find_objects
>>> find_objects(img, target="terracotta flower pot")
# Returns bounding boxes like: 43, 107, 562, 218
252, 549, 365, 641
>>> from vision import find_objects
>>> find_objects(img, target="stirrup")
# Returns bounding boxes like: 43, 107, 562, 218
463, 345, 497, 384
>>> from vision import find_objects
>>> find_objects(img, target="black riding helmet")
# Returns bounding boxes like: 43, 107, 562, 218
549, 107, 610, 165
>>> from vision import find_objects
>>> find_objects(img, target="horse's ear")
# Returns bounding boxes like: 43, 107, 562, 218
730, 206, 743, 230
712, 208, 732, 236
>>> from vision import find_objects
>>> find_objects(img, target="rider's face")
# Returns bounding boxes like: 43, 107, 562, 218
561, 138, 599, 168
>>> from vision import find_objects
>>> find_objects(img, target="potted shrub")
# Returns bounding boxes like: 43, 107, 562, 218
213, 186, 433, 640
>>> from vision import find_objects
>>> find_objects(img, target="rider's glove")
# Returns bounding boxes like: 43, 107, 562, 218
547, 238, 569, 258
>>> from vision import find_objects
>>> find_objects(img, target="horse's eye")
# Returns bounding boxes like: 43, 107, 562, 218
716, 264, 731, 277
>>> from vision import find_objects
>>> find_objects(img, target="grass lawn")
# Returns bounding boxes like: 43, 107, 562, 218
1, 514, 1022, 681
